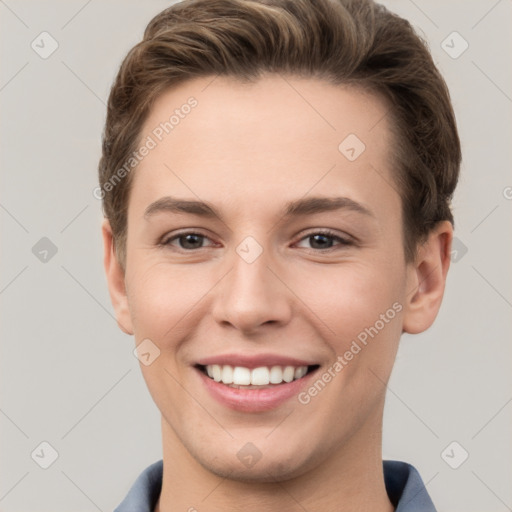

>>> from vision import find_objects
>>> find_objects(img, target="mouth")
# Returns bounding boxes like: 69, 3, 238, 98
193, 354, 322, 411
196, 363, 320, 388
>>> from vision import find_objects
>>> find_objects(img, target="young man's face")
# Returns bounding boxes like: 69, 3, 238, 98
104, 75, 448, 482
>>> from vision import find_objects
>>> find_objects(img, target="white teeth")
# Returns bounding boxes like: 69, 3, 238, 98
232, 366, 251, 385
269, 365, 283, 384
203, 364, 309, 386
283, 366, 295, 383
294, 366, 307, 379
212, 364, 222, 382
251, 367, 270, 386
221, 365, 233, 384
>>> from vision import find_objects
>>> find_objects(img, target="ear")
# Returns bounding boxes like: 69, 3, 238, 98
102, 219, 134, 335
402, 221, 453, 334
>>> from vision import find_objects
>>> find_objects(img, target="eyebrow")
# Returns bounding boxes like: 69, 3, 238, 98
144, 195, 374, 221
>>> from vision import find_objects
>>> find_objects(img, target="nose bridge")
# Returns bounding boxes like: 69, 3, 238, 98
232, 242, 272, 294
212, 235, 291, 332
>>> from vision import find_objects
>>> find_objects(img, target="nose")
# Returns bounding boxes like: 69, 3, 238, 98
211, 244, 293, 335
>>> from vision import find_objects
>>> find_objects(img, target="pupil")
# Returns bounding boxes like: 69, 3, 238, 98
181, 234, 202, 249
311, 234, 332, 249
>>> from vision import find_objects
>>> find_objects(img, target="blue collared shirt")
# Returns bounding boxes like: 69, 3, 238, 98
114, 459, 436, 511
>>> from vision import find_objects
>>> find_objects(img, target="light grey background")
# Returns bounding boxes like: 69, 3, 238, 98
1, 1, 511, 511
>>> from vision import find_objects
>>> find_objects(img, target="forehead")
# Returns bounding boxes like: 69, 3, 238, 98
141, 74, 391, 153
131, 74, 398, 219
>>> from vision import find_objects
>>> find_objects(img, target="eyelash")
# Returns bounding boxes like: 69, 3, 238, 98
160, 229, 353, 252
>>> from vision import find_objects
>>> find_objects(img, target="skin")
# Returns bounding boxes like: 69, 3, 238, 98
103, 74, 452, 512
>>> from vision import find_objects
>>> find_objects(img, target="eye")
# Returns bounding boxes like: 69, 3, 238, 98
162, 231, 216, 250
295, 230, 352, 251
161, 229, 352, 252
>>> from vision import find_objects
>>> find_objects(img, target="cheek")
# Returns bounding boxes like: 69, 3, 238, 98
294, 261, 403, 345
125, 261, 213, 342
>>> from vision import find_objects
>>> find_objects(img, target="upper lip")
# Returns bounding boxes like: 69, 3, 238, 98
195, 353, 317, 369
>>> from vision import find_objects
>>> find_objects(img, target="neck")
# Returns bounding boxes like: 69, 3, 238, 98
155, 418, 394, 512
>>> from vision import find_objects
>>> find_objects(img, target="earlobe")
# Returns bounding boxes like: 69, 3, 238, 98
102, 219, 134, 335
402, 221, 453, 335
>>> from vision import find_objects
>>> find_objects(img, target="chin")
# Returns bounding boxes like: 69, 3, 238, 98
203, 459, 306, 483
190, 441, 320, 483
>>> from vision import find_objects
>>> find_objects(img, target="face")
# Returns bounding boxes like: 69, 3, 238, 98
105, 75, 439, 482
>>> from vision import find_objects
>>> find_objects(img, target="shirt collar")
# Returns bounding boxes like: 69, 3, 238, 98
114, 459, 436, 512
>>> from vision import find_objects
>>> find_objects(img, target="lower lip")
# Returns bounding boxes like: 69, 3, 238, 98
197, 368, 317, 412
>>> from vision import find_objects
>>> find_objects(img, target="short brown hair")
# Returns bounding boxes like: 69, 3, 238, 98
98, 0, 461, 267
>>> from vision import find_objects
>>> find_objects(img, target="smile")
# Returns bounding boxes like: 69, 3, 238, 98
195, 361, 320, 412
199, 364, 316, 387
